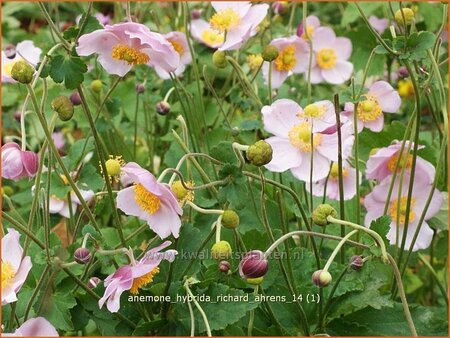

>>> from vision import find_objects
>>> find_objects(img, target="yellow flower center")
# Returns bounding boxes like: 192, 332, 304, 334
105, 158, 122, 177
356, 95, 383, 122
130, 267, 160, 294
316, 48, 337, 69
274, 45, 296, 71
134, 184, 161, 214
1, 262, 16, 289
111, 45, 150, 65
3, 59, 20, 76
201, 29, 225, 46
301, 103, 325, 119
329, 163, 348, 180
398, 80, 414, 98
247, 54, 263, 71
302, 25, 314, 40
387, 152, 413, 173
288, 122, 322, 152
209, 8, 241, 32
389, 196, 416, 225
169, 40, 184, 55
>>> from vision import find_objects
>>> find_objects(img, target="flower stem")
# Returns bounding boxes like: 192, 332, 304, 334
184, 282, 212, 337
323, 230, 358, 272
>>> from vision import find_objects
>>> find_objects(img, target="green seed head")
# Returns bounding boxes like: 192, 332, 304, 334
311, 204, 337, 226
211, 240, 232, 260
11, 60, 34, 84
262, 45, 279, 62
222, 210, 240, 229
51, 96, 74, 121
212, 51, 227, 69
246, 140, 273, 166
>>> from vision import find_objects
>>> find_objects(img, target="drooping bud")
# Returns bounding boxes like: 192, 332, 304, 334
311, 204, 338, 226
4, 44, 16, 59
239, 250, 269, 279
69, 92, 82, 106
395, 8, 414, 25
246, 140, 273, 166
211, 241, 232, 260
212, 50, 227, 68
90, 79, 103, 93
135, 83, 145, 94
1, 142, 38, 181
11, 60, 34, 84
51, 96, 74, 121
87, 277, 101, 289
262, 45, 279, 62
156, 101, 171, 115
222, 210, 240, 229
312, 270, 332, 287
296, 21, 305, 38
191, 9, 202, 20
349, 255, 364, 271
219, 260, 231, 273
74, 247, 92, 264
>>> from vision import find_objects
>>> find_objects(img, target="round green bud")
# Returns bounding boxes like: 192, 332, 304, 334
312, 270, 332, 288
246, 140, 273, 166
247, 277, 264, 285
311, 204, 338, 226
2, 186, 14, 196
51, 96, 74, 121
105, 158, 121, 176
171, 180, 189, 201
212, 51, 227, 69
11, 60, 34, 84
90, 79, 103, 93
395, 8, 414, 25
211, 240, 232, 260
262, 45, 279, 62
222, 210, 240, 229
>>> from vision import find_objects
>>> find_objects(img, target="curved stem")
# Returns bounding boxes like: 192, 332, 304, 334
323, 230, 358, 271
184, 282, 212, 337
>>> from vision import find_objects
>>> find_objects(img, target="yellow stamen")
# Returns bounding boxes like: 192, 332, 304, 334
129, 267, 160, 294
288, 122, 322, 152
169, 39, 184, 55
201, 29, 224, 46
301, 103, 326, 119
389, 196, 416, 225
356, 95, 383, 122
1, 262, 16, 289
316, 48, 337, 69
247, 54, 263, 71
134, 184, 161, 214
387, 153, 413, 173
111, 45, 150, 65
274, 45, 297, 72
209, 8, 241, 32
329, 163, 348, 180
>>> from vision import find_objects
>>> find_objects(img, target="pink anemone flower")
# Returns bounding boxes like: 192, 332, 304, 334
365, 141, 435, 184
2, 317, 58, 336
2, 229, 32, 305
155, 32, 192, 79
117, 162, 182, 239
190, 19, 224, 49
364, 173, 443, 251
296, 15, 321, 40
369, 16, 389, 34
49, 189, 95, 218
262, 36, 311, 89
98, 241, 177, 313
2, 41, 41, 83
1, 142, 39, 181
307, 162, 361, 201
262, 99, 354, 182
342, 81, 401, 132
76, 22, 180, 77
310, 27, 353, 84
210, 1, 269, 51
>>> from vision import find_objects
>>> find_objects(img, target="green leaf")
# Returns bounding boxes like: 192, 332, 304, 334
210, 141, 237, 164
407, 32, 436, 60
370, 215, 391, 246
64, 138, 95, 170
38, 292, 77, 331
78, 164, 104, 192
217, 164, 248, 209
49, 55, 87, 89
63, 14, 103, 41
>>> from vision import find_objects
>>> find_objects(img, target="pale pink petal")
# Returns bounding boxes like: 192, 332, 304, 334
309, 66, 324, 84
264, 136, 302, 172
2, 229, 23, 270
306, 15, 321, 29
290, 152, 330, 182
211, 1, 251, 17
145, 202, 182, 239
333, 37, 352, 60
321, 61, 353, 84
312, 27, 336, 51
364, 114, 384, 132
14, 317, 58, 337
116, 186, 143, 217
16, 40, 42, 65
369, 16, 389, 34
261, 99, 302, 137
369, 81, 401, 113
76, 30, 120, 56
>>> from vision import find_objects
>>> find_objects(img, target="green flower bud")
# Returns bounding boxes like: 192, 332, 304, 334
246, 140, 273, 166
262, 45, 279, 62
211, 240, 232, 260
171, 180, 188, 201
91, 79, 103, 93
222, 210, 240, 229
105, 158, 121, 176
51, 96, 74, 121
311, 204, 337, 226
395, 8, 414, 25
212, 51, 227, 69
11, 60, 34, 84
246, 277, 264, 285
2, 186, 14, 196
312, 270, 332, 288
